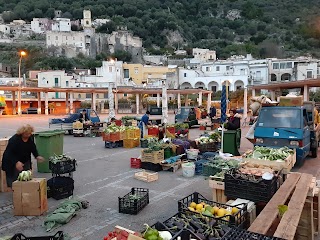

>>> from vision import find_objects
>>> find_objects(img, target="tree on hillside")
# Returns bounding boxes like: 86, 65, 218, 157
96, 21, 117, 34
111, 50, 132, 62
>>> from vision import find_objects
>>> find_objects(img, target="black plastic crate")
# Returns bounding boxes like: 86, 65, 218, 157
141, 162, 163, 172
221, 227, 285, 240
119, 188, 149, 215
158, 212, 231, 239
49, 159, 76, 174
178, 192, 247, 227
224, 169, 281, 203
47, 177, 74, 200
195, 159, 209, 175
11, 231, 64, 240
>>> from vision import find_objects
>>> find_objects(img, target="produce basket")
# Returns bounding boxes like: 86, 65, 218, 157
197, 142, 218, 153
123, 139, 140, 148
186, 149, 199, 160
120, 131, 126, 140
224, 168, 282, 203
158, 213, 231, 239
140, 139, 148, 148
47, 177, 74, 200
125, 129, 136, 139
202, 158, 239, 177
134, 129, 140, 138
11, 231, 64, 240
130, 158, 141, 168
178, 192, 248, 227
141, 149, 164, 164
118, 188, 149, 215
134, 170, 158, 182
148, 127, 159, 137
49, 159, 76, 174
141, 162, 163, 172
194, 159, 209, 175
221, 227, 285, 240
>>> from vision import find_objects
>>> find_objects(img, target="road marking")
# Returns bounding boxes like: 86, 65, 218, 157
84, 170, 137, 186
77, 149, 138, 163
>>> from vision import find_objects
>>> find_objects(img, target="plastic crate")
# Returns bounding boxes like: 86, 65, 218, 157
221, 227, 285, 240
123, 139, 139, 148
11, 231, 64, 240
224, 168, 281, 203
194, 159, 209, 175
141, 162, 163, 172
130, 158, 141, 168
118, 188, 149, 215
47, 177, 74, 200
49, 159, 76, 174
140, 139, 148, 148
178, 192, 248, 227
157, 212, 231, 239
197, 142, 218, 153
148, 127, 159, 137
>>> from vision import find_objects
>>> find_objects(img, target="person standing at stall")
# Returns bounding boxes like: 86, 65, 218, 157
1, 124, 44, 188
79, 109, 89, 123
209, 106, 217, 122
225, 109, 241, 130
139, 111, 150, 138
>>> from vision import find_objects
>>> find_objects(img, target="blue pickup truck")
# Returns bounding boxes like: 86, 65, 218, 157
49, 108, 100, 134
254, 104, 318, 166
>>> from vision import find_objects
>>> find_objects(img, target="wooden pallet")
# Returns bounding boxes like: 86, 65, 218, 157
248, 172, 319, 240
161, 160, 182, 173
208, 177, 227, 203
134, 171, 158, 182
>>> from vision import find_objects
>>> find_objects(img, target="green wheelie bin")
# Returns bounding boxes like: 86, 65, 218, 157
222, 129, 241, 156
34, 130, 64, 173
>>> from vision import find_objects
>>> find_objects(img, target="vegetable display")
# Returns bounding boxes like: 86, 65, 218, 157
143, 224, 163, 240
49, 154, 73, 164
161, 213, 231, 240
197, 133, 221, 144
104, 124, 126, 133
18, 170, 32, 181
245, 146, 294, 161
103, 229, 141, 240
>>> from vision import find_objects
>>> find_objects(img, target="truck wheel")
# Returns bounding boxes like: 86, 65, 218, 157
68, 130, 73, 135
295, 157, 305, 167
311, 147, 318, 158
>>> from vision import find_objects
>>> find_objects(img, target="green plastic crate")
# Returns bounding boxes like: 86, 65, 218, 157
34, 130, 64, 173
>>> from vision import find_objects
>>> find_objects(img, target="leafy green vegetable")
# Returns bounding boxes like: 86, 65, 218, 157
246, 146, 294, 161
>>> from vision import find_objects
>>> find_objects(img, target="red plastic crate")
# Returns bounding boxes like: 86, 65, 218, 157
130, 158, 141, 168
148, 127, 159, 136
166, 127, 175, 135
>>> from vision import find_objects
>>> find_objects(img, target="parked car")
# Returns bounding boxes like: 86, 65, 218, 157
22, 107, 38, 114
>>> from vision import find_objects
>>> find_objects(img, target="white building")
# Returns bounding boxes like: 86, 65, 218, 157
31, 18, 52, 33
179, 55, 268, 92
38, 71, 76, 98
0, 24, 10, 34
192, 48, 216, 62
268, 58, 320, 82
81, 10, 92, 28
51, 18, 71, 32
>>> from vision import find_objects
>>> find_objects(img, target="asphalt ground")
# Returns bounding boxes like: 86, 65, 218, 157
0, 114, 319, 239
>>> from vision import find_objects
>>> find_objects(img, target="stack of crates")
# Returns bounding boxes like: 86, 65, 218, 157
123, 128, 140, 148
0, 138, 10, 192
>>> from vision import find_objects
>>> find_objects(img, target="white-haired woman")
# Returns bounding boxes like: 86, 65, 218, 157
1, 124, 44, 188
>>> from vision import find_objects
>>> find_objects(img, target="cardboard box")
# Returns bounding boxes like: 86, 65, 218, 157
12, 178, 48, 216
0, 170, 11, 192
279, 96, 303, 107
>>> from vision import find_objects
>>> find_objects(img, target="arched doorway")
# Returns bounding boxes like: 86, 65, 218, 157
234, 80, 244, 90
180, 82, 192, 89
208, 81, 219, 93
271, 74, 277, 82
195, 81, 206, 89
281, 73, 291, 81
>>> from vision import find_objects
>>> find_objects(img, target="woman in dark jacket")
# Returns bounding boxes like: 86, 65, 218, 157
1, 124, 44, 188
225, 109, 241, 130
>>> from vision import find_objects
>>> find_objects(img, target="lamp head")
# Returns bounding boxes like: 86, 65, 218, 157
20, 51, 27, 57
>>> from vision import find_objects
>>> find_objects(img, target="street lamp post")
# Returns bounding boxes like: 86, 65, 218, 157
17, 50, 26, 115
